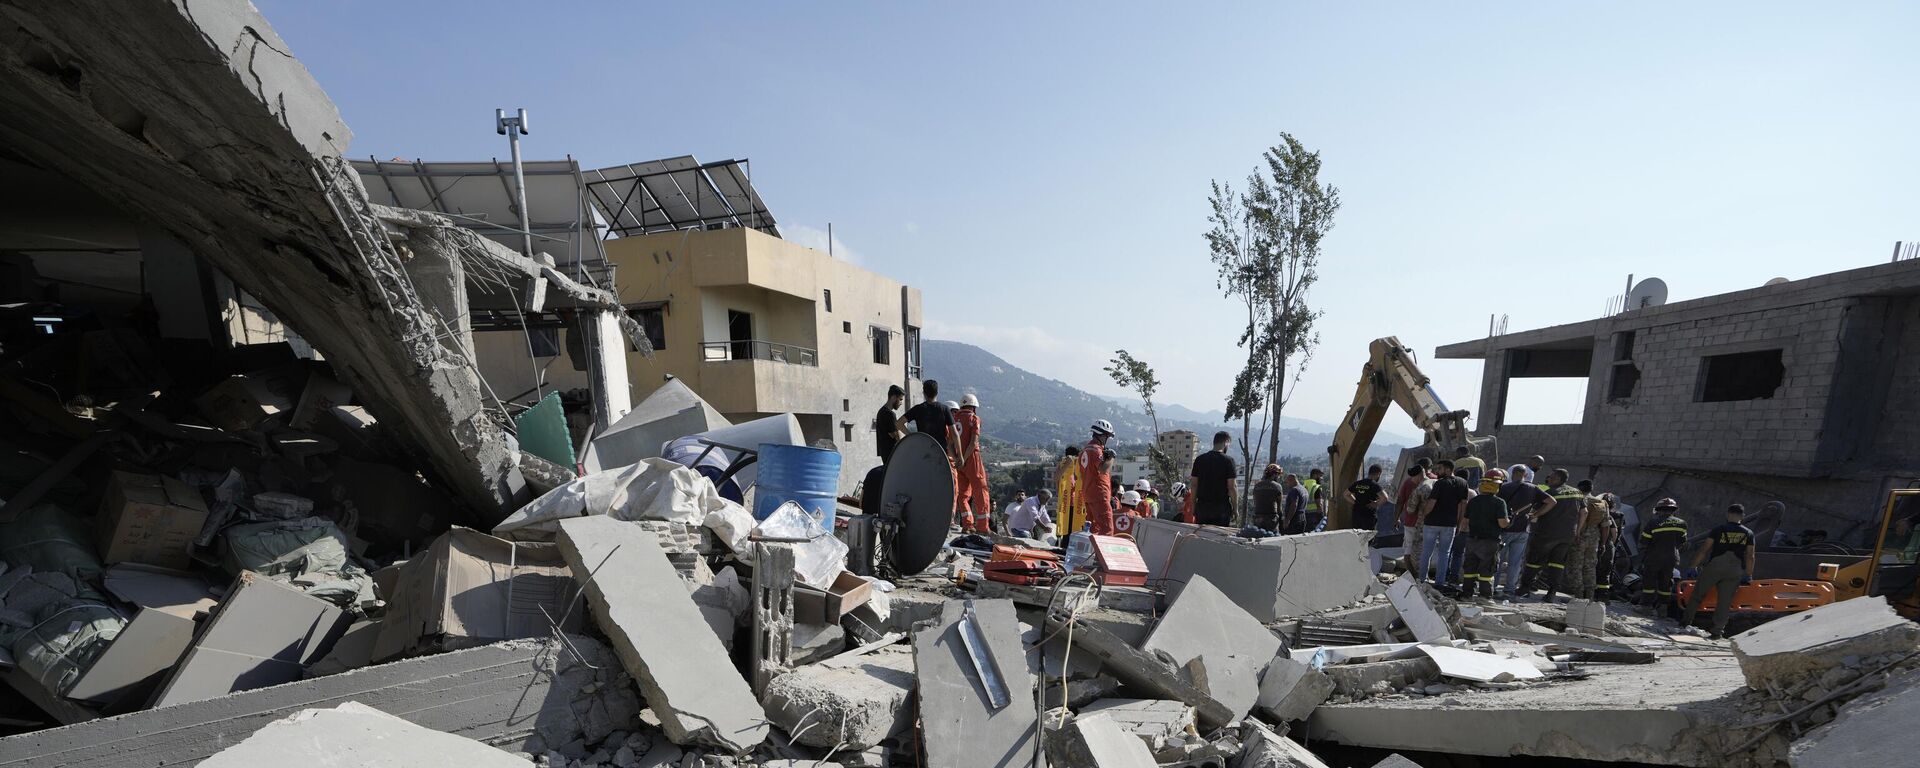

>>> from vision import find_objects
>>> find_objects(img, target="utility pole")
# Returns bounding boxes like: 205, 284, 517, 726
494, 108, 533, 258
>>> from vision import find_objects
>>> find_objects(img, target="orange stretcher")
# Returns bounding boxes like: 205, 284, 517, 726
1674, 578, 1836, 614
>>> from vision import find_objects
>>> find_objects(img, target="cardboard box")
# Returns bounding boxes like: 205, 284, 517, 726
98, 472, 211, 570
371, 528, 583, 662
793, 570, 873, 624
194, 371, 299, 432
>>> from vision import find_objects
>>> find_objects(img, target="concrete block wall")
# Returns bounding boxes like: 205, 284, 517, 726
1587, 299, 1851, 475
1870, 299, 1920, 468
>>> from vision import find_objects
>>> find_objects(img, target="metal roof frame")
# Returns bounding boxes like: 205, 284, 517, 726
582, 156, 778, 238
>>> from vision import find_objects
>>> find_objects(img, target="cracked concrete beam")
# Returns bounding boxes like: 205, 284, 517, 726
0, 0, 523, 519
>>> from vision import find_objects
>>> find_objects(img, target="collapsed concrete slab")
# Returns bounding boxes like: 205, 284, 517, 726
1043, 610, 1233, 730
1132, 519, 1376, 621
1254, 657, 1334, 722
1730, 596, 1920, 691
0, 0, 527, 518
1239, 720, 1330, 768
1308, 652, 1747, 766
555, 516, 766, 753
1071, 713, 1159, 768
914, 599, 1040, 768
762, 645, 915, 750
199, 701, 533, 767
1790, 668, 1920, 767
0, 637, 630, 767
1140, 576, 1283, 723
1383, 577, 1454, 644
1078, 698, 1196, 760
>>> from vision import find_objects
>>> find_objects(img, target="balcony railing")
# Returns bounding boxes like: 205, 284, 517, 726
702, 340, 818, 367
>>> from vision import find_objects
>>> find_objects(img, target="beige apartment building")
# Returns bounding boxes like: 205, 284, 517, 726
605, 227, 923, 488
1158, 429, 1200, 474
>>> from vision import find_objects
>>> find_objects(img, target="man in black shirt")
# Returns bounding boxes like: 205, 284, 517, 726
900, 380, 956, 457
1418, 460, 1470, 586
1682, 504, 1756, 638
1345, 465, 1386, 534
1519, 469, 1589, 602
874, 385, 906, 463
1638, 497, 1688, 612
1187, 431, 1238, 527
1457, 468, 1510, 601
1282, 474, 1309, 534
1495, 465, 1550, 597
1249, 463, 1283, 532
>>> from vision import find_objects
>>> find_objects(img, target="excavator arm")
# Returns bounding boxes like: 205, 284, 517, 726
1325, 337, 1493, 530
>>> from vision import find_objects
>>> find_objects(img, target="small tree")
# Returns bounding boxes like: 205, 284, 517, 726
1207, 180, 1273, 505
1106, 350, 1180, 492
1243, 134, 1339, 462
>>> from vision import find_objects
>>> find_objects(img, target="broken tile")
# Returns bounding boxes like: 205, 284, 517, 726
556, 516, 767, 752
1078, 698, 1195, 760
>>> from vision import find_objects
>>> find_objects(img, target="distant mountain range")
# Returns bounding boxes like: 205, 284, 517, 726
921, 339, 1412, 457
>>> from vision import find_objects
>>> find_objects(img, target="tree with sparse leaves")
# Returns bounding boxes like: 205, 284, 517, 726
1208, 133, 1340, 500
1106, 350, 1179, 492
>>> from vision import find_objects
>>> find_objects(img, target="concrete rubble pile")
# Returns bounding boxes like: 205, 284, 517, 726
1, 4, 1917, 768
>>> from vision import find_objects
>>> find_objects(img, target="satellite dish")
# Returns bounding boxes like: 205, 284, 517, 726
1624, 277, 1669, 311
877, 432, 955, 575
1765, 277, 1790, 286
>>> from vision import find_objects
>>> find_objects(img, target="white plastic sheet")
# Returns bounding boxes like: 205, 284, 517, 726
494, 458, 741, 537
755, 501, 848, 589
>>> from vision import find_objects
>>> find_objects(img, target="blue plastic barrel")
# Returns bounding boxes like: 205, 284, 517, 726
751, 443, 843, 528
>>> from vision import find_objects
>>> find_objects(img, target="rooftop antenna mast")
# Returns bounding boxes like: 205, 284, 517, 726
495, 108, 533, 258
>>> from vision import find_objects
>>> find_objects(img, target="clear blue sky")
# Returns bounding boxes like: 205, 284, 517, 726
259, 1, 1919, 435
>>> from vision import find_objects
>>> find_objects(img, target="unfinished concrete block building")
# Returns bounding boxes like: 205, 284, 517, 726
1438, 258, 1920, 546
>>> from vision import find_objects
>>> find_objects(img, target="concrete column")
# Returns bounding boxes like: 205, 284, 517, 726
138, 229, 213, 341
584, 309, 631, 430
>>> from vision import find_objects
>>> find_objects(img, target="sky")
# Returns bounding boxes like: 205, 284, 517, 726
258, 1, 1919, 435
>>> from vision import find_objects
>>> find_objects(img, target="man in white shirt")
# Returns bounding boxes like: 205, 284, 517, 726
1009, 490, 1053, 541
999, 491, 1027, 534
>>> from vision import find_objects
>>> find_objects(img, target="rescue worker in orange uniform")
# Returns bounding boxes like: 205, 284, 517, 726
1080, 419, 1118, 535
952, 394, 991, 532
1114, 490, 1145, 535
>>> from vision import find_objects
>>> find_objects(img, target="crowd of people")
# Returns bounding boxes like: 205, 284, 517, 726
872, 381, 1759, 638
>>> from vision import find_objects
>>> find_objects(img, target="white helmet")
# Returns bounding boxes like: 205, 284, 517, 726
1120, 490, 1142, 506
1091, 419, 1115, 436
1171, 481, 1188, 494
1134, 479, 1154, 493
945, 400, 960, 411
961, 393, 979, 408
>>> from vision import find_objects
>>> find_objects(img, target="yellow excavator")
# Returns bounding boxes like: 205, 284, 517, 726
1325, 337, 1496, 530
1679, 488, 1920, 620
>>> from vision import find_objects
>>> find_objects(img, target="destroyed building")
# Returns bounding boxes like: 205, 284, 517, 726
1438, 259, 1920, 545
1, 3, 1917, 768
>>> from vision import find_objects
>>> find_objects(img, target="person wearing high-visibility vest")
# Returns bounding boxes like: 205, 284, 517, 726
1055, 446, 1082, 533
1303, 468, 1327, 532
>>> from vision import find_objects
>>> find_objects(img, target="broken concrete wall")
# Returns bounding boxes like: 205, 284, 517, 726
0, 0, 522, 519
1132, 518, 1376, 621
